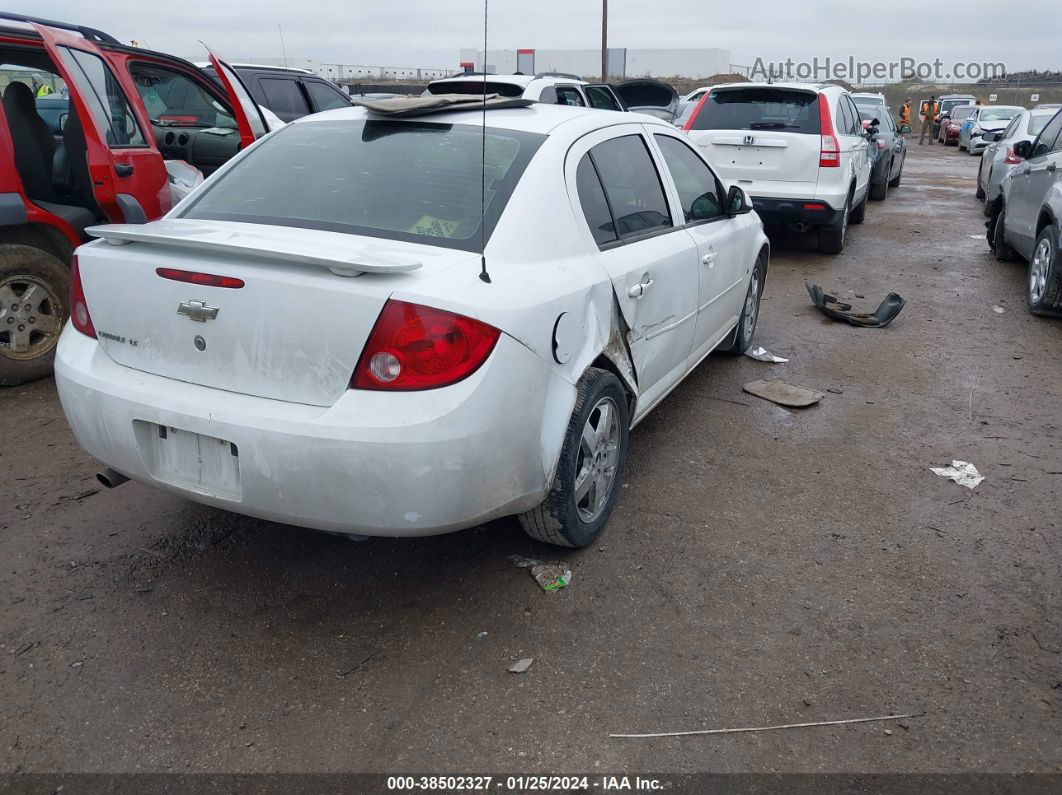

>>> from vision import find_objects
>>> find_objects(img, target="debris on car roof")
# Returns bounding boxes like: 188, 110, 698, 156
350, 93, 534, 117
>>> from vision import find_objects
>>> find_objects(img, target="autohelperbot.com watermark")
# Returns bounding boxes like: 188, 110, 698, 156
750, 57, 1006, 83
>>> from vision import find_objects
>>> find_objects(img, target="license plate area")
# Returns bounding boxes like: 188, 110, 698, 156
133, 421, 242, 500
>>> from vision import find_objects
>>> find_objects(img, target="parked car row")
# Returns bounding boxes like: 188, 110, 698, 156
986, 106, 1062, 316
679, 82, 905, 254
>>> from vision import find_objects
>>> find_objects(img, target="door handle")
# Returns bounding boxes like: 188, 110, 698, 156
1020, 166, 1031, 176
702, 253, 716, 267
115, 163, 135, 177
627, 278, 654, 299
1048, 162, 1058, 172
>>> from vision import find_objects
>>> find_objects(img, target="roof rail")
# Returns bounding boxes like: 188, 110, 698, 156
0, 11, 121, 45
535, 71, 581, 80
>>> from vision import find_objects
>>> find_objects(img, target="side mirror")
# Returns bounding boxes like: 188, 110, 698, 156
870, 118, 880, 128
725, 185, 752, 216
1013, 140, 1033, 159
982, 131, 999, 143
690, 192, 722, 220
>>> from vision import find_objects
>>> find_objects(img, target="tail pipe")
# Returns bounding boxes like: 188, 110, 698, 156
97, 468, 129, 489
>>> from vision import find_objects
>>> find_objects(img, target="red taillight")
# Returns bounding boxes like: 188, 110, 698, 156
156, 268, 244, 288
351, 300, 500, 391
1003, 146, 1023, 165
69, 254, 96, 338
818, 94, 840, 168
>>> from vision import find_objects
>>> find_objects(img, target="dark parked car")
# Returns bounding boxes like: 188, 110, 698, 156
202, 63, 354, 122
855, 103, 906, 199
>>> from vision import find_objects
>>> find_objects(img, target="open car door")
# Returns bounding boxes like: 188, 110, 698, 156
32, 22, 170, 223
207, 53, 269, 149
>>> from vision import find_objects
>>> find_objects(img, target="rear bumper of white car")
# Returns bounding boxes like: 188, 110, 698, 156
55, 328, 573, 537
728, 180, 849, 231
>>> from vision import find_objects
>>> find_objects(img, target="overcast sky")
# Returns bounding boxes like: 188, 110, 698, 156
29, 0, 1062, 74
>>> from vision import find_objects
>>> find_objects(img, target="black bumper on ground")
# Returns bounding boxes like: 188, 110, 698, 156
750, 197, 844, 232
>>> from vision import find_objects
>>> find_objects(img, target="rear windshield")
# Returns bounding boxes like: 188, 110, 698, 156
427, 80, 524, 98
951, 107, 975, 120
979, 107, 1021, 122
940, 99, 971, 113
181, 119, 545, 253
690, 88, 820, 133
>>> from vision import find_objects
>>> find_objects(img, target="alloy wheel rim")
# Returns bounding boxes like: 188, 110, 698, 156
1030, 239, 1051, 303
0, 275, 64, 361
574, 396, 621, 523
742, 266, 760, 343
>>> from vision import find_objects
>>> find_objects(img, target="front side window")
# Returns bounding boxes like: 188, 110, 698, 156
56, 46, 146, 147
131, 62, 236, 129
654, 135, 723, 222
585, 86, 620, 111
1030, 111, 1062, 159
587, 134, 671, 240
690, 88, 820, 133
305, 80, 352, 112
555, 86, 585, 107
182, 119, 545, 253
260, 78, 310, 118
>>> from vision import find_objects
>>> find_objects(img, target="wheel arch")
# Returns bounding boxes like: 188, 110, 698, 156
0, 223, 75, 265
1035, 206, 1058, 239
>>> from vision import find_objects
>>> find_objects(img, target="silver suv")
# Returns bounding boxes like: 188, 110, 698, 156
990, 108, 1062, 315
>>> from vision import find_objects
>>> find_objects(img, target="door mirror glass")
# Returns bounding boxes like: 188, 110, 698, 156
1013, 139, 1033, 159
982, 131, 999, 143
690, 192, 722, 220
725, 184, 752, 216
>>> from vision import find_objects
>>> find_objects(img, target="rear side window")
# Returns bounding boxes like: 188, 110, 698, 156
182, 119, 545, 253
586, 135, 671, 241
305, 80, 352, 112
836, 98, 857, 135
260, 78, 310, 117
576, 154, 617, 246
690, 88, 820, 133
1028, 114, 1051, 137
55, 46, 147, 147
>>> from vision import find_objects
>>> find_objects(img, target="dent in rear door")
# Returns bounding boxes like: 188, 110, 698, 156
207, 53, 269, 149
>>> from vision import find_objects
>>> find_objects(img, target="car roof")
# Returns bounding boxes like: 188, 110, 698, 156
194, 61, 314, 75
711, 81, 836, 93
291, 102, 668, 137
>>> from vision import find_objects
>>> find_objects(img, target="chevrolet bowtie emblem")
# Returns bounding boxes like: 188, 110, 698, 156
177, 300, 219, 322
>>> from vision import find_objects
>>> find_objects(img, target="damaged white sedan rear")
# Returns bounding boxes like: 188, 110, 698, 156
55, 101, 769, 548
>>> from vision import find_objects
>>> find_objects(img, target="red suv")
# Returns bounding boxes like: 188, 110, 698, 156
0, 13, 268, 385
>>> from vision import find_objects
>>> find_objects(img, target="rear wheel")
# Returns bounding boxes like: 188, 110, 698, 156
888, 161, 903, 188
818, 196, 849, 255
975, 163, 986, 198
519, 368, 629, 548
1028, 223, 1062, 316
990, 204, 1018, 263
850, 191, 867, 224
0, 245, 70, 387
719, 252, 766, 355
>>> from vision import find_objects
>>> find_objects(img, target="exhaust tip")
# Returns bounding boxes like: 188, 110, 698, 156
97, 468, 130, 489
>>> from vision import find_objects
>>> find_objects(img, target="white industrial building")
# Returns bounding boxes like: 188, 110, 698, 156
458, 48, 731, 79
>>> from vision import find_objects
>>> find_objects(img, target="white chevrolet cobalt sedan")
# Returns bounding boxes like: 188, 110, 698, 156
55, 100, 769, 548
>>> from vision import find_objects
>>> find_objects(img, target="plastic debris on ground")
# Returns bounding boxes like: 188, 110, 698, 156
509, 555, 572, 591
164, 160, 204, 204
508, 658, 534, 674
930, 460, 984, 489
805, 281, 906, 328
993, 306, 1005, 314
742, 380, 824, 408
745, 346, 789, 363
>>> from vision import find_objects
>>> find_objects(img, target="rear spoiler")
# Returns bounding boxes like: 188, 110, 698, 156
86, 221, 423, 277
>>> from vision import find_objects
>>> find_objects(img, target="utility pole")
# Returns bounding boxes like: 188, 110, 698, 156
601, 0, 608, 82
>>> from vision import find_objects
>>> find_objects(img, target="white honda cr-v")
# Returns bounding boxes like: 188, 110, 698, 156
682, 82, 872, 254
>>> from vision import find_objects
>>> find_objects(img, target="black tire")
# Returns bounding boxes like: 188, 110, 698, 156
818, 196, 849, 255
975, 169, 985, 199
718, 251, 766, 355
888, 163, 902, 188
0, 245, 70, 387
850, 191, 867, 224
519, 368, 629, 548
1027, 223, 1062, 316
990, 205, 1018, 263
869, 179, 887, 201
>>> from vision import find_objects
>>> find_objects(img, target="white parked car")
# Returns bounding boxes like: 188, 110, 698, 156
958, 105, 1023, 154
55, 103, 770, 548
427, 73, 626, 112
682, 82, 872, 254
976, 107, 1058, 211
850, 91, 886, 108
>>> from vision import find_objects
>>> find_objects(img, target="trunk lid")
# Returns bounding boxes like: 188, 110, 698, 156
613, 79, 679, 121
78, 219, 476, 406
686, 86, 822, 184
